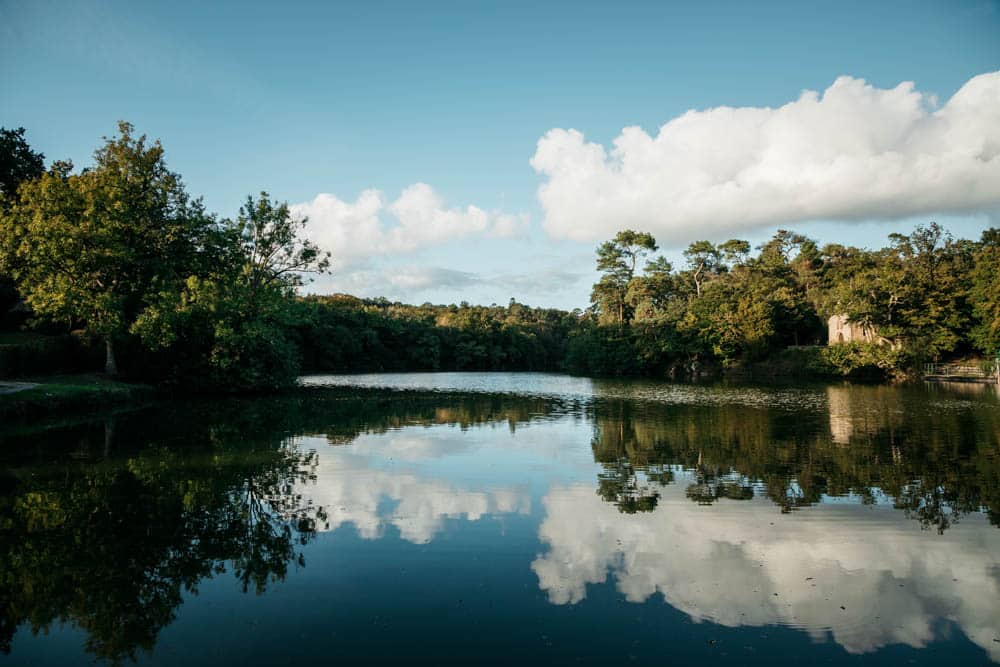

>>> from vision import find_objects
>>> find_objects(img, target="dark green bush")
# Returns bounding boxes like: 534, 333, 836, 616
816, 342, 911, 380
0, 334, 100, 378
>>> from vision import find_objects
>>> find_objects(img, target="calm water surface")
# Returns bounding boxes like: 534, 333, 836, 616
3, 373, 999, 665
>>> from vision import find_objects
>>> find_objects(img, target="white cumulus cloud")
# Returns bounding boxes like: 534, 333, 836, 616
531, 71, 1000, 243
292, 183, 528, 268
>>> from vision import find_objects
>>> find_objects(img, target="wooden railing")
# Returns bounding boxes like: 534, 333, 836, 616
923, 362, 999, 381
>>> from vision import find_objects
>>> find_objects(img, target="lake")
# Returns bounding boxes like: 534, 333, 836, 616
2, 373, 999, 665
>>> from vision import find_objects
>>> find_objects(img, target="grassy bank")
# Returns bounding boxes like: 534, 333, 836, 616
0, 374, 155, 419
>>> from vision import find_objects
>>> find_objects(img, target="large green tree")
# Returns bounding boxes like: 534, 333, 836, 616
824, 223, 972, 358
591, 230, 657, 325
681, 240, 723, 297
0, 122, 217, 374
133, 193, 330, 390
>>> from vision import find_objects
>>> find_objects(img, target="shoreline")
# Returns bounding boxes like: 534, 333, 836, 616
0, 374, 156, 420
3, 369, 996, 427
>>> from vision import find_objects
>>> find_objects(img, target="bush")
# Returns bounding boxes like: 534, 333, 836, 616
0, 333, 100, 377
816, 342, 911, 380
565, 326, 641, 376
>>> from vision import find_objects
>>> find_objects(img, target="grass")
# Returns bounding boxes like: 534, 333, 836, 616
0, 331, 51, 345
0, 373, 155, 419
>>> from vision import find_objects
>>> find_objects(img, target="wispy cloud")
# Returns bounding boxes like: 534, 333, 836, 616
307, 265, 479, 299
293, 183, 528, 268
307, 262, 586, 305
490, 267, 584, 297
531, 71, 1000, 243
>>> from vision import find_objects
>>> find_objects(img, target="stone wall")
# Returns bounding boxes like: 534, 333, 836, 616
827, 314, 875, 344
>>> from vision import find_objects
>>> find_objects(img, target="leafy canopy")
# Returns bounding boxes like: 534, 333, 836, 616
0, 123, 216, 353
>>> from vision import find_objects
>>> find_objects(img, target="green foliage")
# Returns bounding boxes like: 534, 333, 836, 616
565, 323, 641, 377
591, 230, 657, 325
969, 229, 1000, 355
682, 239, 723, 297
132, 194, 329, 391
816, 342, 911, 380
132, 276, 300, 390
0, 127, 44, 202
295, 296, 575, 373
0, 127, 46, 330
1, 125, 329, 391
578, 223, 986, 378
0, 122, 219, 374
821, 223, 973, 359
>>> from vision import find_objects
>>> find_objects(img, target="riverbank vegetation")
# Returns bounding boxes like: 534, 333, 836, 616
0, 374, 153, 420
567, 225, 999, 380
2, 124, 998, 390
1, 123, 328, 391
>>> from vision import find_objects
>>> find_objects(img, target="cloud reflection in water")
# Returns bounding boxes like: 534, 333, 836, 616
532, 477, 1000, 660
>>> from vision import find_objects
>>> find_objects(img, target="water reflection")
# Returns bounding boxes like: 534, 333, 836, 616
0, 392, 555, 662
0, 411, 324, 662
545, 385, 1000, 660
299, 432, 530, 544
531, 481, 1000, 660
588, 389, 1000, 530
1, 381, 998, 664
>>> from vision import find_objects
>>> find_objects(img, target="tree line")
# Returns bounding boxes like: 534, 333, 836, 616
2, 124, 998, 388
294, 295, 576, 373
569, 225, 1000, 378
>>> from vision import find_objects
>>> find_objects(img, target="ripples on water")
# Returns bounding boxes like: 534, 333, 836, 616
302, 371, 839, 410
303, 370, 998, 414
2, 373, 998, 665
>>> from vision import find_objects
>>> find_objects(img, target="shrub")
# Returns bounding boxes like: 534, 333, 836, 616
817, 342, 911, 380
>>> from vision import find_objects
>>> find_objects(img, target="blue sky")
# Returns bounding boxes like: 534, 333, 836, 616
2, 0, 999, 308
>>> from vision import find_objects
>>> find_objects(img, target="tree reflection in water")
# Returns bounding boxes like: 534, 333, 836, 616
0, 390, 556, 663
0, 384, 997, 663
0, 406, 327, 662
587, 385, 1000, 531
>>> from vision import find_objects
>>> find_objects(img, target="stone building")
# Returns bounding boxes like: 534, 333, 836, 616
827, 314, 875, 344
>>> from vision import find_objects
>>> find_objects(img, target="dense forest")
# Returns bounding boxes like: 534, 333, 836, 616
567, 224, 1000, 378
1, 124, 999, 390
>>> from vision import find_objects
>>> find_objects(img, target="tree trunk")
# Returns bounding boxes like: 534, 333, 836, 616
104, 417, 116, 456
105, 338, 118, 376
